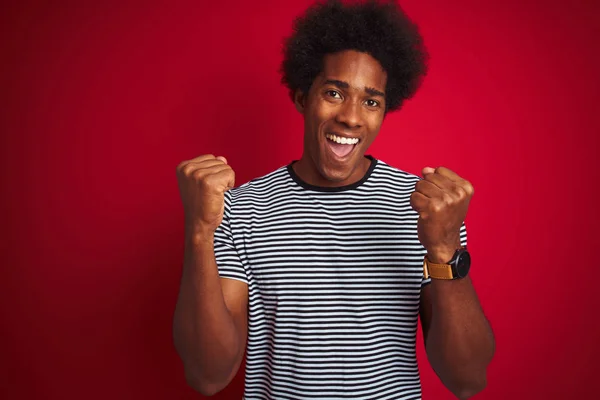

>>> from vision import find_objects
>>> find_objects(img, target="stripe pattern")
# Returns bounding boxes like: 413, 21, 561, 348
214, 157, 467, 400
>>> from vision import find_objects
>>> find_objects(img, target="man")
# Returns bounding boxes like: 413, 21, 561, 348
173, 1, 495, 399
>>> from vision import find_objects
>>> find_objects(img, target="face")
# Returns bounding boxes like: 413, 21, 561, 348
294, 50, 387, 187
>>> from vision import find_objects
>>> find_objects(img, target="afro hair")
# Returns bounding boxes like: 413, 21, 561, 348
280, 0, 428, 113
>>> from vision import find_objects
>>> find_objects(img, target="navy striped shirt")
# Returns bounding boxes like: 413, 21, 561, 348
214, 156, 467, 399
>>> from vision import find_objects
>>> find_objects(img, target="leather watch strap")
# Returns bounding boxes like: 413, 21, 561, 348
423, 256, 454, 280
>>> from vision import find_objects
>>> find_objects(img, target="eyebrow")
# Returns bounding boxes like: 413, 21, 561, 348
324, 79, 385, 98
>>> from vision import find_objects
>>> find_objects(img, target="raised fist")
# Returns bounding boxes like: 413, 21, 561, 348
410, 166, 474, 263
176, 154, 235, 234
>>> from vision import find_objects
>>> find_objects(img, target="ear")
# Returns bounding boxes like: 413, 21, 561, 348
294, 89, 305, 114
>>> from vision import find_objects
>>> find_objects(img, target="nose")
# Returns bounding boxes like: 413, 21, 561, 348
335, 100, 363, 129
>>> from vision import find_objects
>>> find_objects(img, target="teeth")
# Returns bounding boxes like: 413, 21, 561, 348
326, 134, 359, 145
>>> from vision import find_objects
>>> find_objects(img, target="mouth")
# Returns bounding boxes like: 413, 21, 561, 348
325, 133, 360, 159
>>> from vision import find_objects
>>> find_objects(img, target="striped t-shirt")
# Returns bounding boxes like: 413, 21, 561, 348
214, 156, 467, 400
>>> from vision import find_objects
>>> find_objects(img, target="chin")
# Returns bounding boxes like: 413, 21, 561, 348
311, 142, 366, 185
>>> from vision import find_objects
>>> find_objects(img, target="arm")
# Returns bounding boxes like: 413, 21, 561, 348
173, 230, 248, 396
420, 274, 494, 399
172, 154, 248, 396
411, 166, 495, 399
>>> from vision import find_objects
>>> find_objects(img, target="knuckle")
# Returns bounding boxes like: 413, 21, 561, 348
409, 192, 418, 206
455, 185, 468, 199
192, 169, 206, 181
202, 175, 214, 186
430, 200, 444, 213
442, 192, 454, 205
410, 191, 423, 204
182, 163, 197, 175
465, 182, 475, 196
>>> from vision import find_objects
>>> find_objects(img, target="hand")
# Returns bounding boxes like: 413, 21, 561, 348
176, 154, 235, 235
410, 166, 474, 263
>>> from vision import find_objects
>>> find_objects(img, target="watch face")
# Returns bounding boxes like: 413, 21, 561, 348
456, 251, 471, 278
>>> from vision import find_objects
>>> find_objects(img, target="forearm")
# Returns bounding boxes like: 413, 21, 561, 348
172, 232, 243, 392
425, 276, 495, 399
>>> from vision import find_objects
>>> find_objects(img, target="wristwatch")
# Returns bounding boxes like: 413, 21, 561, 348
423, 248, 471, 280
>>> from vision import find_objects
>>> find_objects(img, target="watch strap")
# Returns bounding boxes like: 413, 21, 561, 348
423, 256, 454, 280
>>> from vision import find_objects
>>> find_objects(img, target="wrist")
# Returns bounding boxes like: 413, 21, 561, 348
186, 222, 216, 245
426, 244, 461, 264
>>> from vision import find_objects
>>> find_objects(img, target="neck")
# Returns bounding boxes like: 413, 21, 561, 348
292, 155, 371, 188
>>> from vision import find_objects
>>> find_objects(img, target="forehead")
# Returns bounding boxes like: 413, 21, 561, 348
320, 50, 387, 92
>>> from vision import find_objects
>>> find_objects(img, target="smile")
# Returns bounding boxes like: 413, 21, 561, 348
326, 133, 360, 145
325, 133, 360, 158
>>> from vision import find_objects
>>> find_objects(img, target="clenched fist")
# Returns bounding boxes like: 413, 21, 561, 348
176, 154, 235, 235
410, 166, 474, 263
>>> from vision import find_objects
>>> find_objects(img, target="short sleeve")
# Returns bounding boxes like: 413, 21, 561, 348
421, 222, 468, 287
214, 191, 247, 284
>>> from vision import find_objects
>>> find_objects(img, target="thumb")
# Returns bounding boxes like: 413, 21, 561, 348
216, 156, 228, 165
422, 166, 435, 176
226, 168, 235, 191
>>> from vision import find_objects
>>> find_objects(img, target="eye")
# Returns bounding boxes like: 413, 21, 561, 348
365, 99, 380, 108
326, 90, 342, 99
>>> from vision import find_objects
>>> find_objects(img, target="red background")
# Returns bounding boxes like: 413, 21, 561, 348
2, 0, 599, 399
